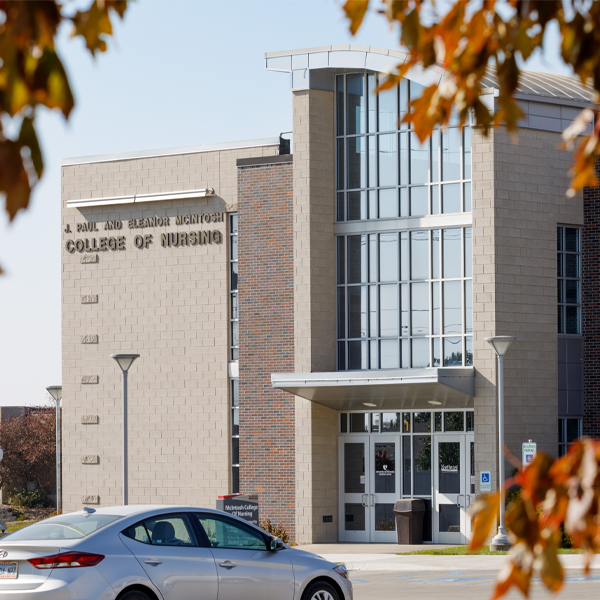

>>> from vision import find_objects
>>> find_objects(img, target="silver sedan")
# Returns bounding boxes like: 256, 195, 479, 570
0, 505, 352, 600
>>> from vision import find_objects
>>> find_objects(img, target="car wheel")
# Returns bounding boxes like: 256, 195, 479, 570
119, 589, 153, 600
303, 580, 341, 600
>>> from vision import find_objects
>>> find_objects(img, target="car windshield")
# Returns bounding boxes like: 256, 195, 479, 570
5, 514, 122, 541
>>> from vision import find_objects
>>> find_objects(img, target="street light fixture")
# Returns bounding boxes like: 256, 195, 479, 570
46, 386, 62, 513
485, 335, 516, 551
111, 354, 139, 506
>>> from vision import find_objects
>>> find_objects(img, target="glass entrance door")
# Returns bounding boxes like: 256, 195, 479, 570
433, 434, 474, 543
339, 437, 399, 542
371, 438, 398, 542
340, 436, 369, 542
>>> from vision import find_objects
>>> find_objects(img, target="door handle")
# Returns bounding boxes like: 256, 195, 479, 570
370, 494, 376, 506
361, 494, 368, 507
456, 494, 464, 508
466, 495, 471, 508
219, 561, 237, 569
144, 559, 162, 565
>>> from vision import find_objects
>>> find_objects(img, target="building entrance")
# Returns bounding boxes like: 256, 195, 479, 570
338, 410, 474, 544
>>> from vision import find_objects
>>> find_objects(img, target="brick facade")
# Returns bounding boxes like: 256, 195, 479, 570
237, 158, 296, 539
583, 162, 600, 438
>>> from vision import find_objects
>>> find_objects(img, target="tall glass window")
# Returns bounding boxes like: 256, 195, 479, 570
337, 227, 473, 370
557, 226, 580, 334
336, 74, 472, 221
231, 378, 239, 493
230, 214, 239, 359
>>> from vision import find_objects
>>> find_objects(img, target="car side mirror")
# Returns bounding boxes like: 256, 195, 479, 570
269, 536, 283, 551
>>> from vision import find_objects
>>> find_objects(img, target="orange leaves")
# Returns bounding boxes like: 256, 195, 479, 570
0, 1, 130, 224
342, 0, 600, 199
342, 0, 370, 36
469, 490, 500, 552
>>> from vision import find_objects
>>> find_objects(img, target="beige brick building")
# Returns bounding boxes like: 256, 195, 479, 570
61, 46, 591, 545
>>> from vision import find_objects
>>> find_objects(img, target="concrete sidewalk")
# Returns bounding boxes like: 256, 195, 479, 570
294, 544, 600, 572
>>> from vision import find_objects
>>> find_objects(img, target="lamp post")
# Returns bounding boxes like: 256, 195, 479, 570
485, 336, 516, 551
111, 354, 139, 506
46, 386, 62, 513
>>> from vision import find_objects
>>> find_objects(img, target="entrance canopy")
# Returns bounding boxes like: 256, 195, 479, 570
271, 368, 475, 411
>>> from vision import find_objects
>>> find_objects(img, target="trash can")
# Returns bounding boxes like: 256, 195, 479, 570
393, 498, 426, 544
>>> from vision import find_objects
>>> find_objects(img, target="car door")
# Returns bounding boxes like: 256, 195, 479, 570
191, 512, 294, 600
120, 512, 218, 600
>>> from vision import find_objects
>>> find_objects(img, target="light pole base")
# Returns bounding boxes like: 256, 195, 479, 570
490, 529, 511, 552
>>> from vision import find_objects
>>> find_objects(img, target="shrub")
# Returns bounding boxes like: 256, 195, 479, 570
259, 519, 290, 544
7, 490, 51, 508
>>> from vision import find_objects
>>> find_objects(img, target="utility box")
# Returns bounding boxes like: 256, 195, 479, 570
393, 498, 426, 545
216, 494, 259, 526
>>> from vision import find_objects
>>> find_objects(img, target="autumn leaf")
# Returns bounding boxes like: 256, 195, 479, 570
0, 1, 130, 227
343, 0, 369, 36
469, 491, 500, 552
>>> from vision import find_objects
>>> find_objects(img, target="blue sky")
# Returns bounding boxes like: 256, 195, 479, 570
0, 0, 571, 406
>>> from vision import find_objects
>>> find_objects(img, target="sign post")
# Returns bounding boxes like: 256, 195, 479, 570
522, 441, 537, 467
480, 471, 492, 493
216, 494, 259, 526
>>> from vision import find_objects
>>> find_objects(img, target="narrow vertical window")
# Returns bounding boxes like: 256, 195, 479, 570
557, 226, 581, 334
229, 214, 239, 361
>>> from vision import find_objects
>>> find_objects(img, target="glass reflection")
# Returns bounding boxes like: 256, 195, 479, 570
442, 183, 461, 214
442, 128, 461, 181
380, 339, 399, 369
348, 286, 367, 338
410, 186, 428, 217
411, 231, 429, 279
368, 136, 377, 188
348, 191, 367, 221
443, 280, 462, 334
378, 85, 397, 132
369, 285, 377, 338
413, 412, 431, 433
347, 74, 365, 135
379, 188, 397, 219
380, 233, 398, 281
382, 413, 401, 432
411, 283, 429, 335
465, 280, 473, 334
336, 75, 344, 136
413, 435, 431, 496
443, 229, 462, 279
379, 134, 398, 187
465, 228, 472, 277
375, 443, 396, 493
380, 285, 398, 337
410, 132, 429, 184
348, 340, 367, 369
412, 337, 430, 368
348, 235, 367, 283
367, 73, 377, 133
444, 337, 463, 366
348, 137, 366, 190
402, 436, 411, 495
369, 234, 378, 282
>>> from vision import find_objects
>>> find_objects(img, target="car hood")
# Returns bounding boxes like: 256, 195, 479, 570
286, 547, 337, 568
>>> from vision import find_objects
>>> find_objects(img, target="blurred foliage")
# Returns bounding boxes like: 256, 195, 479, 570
7, 489, 51, 508
0, 1, 131, 273
469, 440, 600, 598
343, 0, 600, 199
0, 405, 57, 493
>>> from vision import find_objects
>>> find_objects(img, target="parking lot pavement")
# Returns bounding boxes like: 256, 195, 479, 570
351, 569, 600, 600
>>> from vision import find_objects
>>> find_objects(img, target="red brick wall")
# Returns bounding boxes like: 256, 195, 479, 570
583, 163, 600, 437
237, 158, 295, 539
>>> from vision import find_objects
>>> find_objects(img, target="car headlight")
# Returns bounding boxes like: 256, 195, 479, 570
333, 565, 349, 579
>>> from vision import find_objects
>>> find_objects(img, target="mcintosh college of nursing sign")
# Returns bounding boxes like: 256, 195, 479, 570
64, 212, 225, 254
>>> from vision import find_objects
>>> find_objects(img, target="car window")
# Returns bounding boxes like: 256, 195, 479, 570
7, 514, 121, 540
122, 514, 197, 547
194, 514, 267, 551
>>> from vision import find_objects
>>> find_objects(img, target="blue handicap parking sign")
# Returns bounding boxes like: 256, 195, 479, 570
480, 470, 492, 491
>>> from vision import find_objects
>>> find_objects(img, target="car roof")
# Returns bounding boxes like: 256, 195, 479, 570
67, 505, 227, 518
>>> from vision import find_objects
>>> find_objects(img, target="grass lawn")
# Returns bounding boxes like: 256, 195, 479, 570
398, 545, 584, 556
